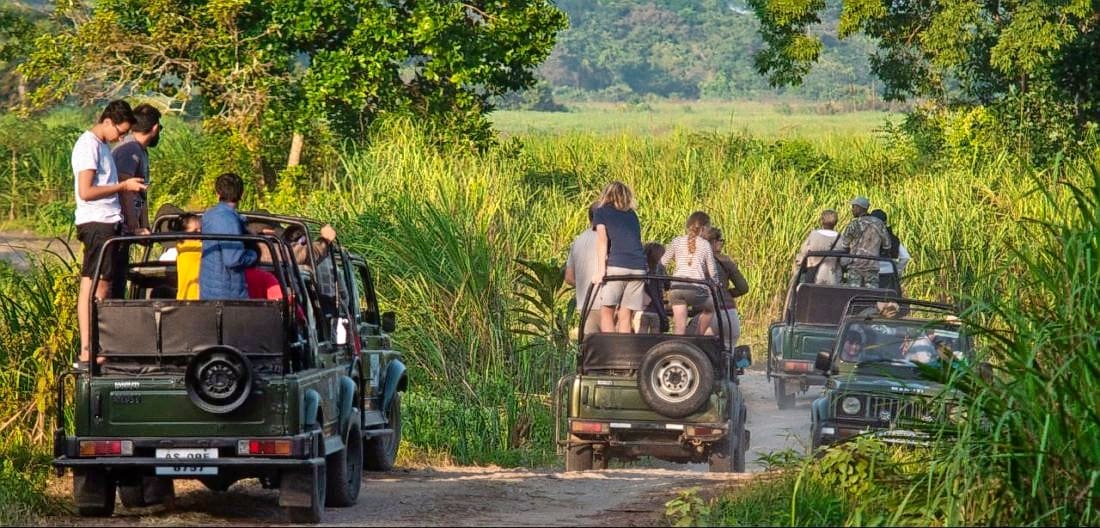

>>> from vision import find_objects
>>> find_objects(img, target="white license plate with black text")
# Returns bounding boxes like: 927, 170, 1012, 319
155, 448, 218, 475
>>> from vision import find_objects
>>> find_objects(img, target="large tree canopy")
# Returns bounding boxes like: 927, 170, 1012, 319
747, 0, 1099, 124
20, 0, 566, 143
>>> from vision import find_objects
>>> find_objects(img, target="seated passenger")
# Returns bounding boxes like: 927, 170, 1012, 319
244, 241, 283, 300
175, 214, 202, 300
840, 329, 865, 362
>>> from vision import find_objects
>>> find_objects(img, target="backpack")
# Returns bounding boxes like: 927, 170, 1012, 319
881, 226, 901, 259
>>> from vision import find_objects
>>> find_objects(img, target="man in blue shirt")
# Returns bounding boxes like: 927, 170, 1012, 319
200, 173, 257, 299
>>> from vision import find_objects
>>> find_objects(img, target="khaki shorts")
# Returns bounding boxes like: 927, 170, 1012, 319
668, 286, 714, 310
596, 267, 646, 312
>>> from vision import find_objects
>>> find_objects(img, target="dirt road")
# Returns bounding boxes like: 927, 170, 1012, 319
46, 371, 816, 527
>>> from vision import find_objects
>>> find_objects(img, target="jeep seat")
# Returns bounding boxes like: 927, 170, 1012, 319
791, 284, 895, 325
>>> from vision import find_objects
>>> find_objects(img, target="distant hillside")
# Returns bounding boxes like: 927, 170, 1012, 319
541, 0, 878, 101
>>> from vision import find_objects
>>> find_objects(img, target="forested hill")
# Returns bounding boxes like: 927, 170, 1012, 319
541, 0, 879, 101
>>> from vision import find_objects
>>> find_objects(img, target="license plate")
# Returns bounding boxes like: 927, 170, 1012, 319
155, 448, 218, 476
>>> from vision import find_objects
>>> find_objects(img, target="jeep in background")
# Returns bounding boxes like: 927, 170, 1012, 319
767, 252, 901, 409
555, 275, 752, 473
53, 213, 406, 524
810, 297, 973, 448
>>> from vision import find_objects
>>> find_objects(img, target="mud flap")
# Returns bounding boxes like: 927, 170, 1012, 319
278, 464, 321, 508
73, 468, 112, 508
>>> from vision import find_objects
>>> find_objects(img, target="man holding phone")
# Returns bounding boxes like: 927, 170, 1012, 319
113, 103, 163, 235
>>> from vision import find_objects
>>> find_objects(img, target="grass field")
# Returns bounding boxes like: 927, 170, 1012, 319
490, 100, 900, 138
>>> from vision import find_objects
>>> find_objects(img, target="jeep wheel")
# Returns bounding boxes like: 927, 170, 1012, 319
774, 378, 796, 410
638, 342, 714, 418
74, 468, 116, 518
709, 398, 747, 473
119, 477, 174, 508
565, 444, 593, 472
284, 465, 326, 524
325, 414, 363, 507
365, 393, 402, 470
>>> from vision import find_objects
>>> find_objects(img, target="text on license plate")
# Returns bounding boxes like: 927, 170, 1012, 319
155, 448, 218, 476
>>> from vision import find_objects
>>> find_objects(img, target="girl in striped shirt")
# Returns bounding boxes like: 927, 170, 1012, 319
660, 211, 719, 334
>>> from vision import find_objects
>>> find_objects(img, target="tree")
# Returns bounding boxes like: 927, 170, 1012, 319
19, 0, 567, 157
746, 0, 1100, 128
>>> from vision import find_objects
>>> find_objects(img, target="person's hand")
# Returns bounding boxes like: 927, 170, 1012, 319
591, 269, 605, 285
320, 224, 336, 242
120, 178, 147, 193
135, 227, 151, 236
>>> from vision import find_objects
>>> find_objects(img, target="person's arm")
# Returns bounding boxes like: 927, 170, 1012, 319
660, 239, 673, 267
792, 234, 812, 273
702, 243, 720, 283
728, 259, 749, 298
77, 169, 146, 202
896, 242, 911, 275
593, 224, 608, 284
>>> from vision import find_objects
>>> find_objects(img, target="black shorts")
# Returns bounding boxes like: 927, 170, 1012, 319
77, 222, 122, 278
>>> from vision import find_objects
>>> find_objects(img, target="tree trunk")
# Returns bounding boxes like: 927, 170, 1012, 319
287, 131, 303, 168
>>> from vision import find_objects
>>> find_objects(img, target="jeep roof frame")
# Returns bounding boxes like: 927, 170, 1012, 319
578, 274, 730, 345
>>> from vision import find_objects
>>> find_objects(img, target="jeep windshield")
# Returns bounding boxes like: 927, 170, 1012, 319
837, 320, 970, 371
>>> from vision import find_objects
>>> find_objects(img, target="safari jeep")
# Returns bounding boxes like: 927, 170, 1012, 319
555, 275, 752, 472
53, 213, 407, 524
767, 252, 901, 409
810, 297, 973, 448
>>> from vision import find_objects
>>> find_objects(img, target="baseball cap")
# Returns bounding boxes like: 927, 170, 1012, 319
850, 196, 870, 209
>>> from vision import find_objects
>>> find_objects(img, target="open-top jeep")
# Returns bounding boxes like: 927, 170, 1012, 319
810, 297, 973, 448
768, 252, 901, 409
555, 275, 752, 472
53, 212, 407, 523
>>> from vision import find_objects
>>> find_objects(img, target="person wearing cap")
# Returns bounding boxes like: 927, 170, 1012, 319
836, 196, 891, 288
868, 209, 910, 290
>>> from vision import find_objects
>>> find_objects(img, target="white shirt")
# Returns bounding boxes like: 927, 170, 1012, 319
72, 131, 122, 225
878, 242, 911, 275
566, 229, 597, 312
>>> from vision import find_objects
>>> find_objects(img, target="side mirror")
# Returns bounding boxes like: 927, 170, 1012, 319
381, 312, 396, 333
733, 345, 752, 369
814, 350, 832, 373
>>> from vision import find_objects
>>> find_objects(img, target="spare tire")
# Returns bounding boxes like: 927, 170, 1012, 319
638, 341, 714, 418
186, 346, 253, 414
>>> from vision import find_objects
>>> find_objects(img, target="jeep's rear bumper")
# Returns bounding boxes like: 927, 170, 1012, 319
53, 432, 323, 473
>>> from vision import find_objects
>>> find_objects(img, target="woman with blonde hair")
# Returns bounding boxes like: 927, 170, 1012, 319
592, 181, 647, 333
661, 211, 719, 334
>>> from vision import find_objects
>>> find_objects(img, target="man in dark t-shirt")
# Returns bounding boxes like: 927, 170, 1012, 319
113, 104, 162, 235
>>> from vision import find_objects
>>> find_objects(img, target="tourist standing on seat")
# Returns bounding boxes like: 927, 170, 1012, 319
836, 197, 890, 287
703, 226, 749, 349
72, 100, 143, 366
792, 209, 841, 285
869, 209, 909, 291
114, 104, 162, 236
564, 202, 601, 336
660, 211, 719, 335
592, 181, 647, 333
199, 173, 257, 299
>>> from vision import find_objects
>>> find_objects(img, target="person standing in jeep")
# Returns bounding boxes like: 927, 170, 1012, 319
200, 173, 257, 299
836, 196, 890, 287
73, 100, 145, 365
113, 103, 162, 236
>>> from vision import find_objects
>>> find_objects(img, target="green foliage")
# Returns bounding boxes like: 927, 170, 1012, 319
0, 438, 57, 525
665, 487, 711, 527
810, 436, 894, 496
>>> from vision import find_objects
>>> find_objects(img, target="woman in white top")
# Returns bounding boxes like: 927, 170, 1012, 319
660, 211, 719, 335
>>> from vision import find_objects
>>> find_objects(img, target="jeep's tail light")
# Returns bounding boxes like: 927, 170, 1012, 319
238, 439, 292, 456
687, 426, 723, 436
79, 440, 133, 456
570, 421, 608, 434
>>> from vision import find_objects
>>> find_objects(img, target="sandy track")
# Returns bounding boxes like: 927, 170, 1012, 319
46, 370, 817, 526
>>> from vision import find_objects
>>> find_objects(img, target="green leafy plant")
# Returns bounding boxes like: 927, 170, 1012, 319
665, 487, 711, 527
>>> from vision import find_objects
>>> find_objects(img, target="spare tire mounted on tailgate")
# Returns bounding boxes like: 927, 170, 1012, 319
638, 341, 714, 418
186, 346, 253, 414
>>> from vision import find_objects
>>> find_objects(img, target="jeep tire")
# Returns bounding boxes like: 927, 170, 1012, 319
73, 468, 116, 517
325, 414, 362, 507
638, 341, 714, 418
774, 378, 795, 410
565, 443, 593, 472
365, 392, 402, 471
709, 392, 748, 473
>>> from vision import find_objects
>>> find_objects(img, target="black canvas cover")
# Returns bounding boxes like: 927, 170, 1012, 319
791, 284, 894, 325
96, 300, 285, 358
580, 334, 722, 373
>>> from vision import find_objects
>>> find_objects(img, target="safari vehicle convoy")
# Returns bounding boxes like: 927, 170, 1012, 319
52, 212, 407, 524
768, 252, 901, 409
810, 297, 974, 448
556, 275, 753, 473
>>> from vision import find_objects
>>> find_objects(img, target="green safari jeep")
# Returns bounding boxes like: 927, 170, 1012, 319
555, 275, 752, 472
810, 297, 974, 448
768, 252, 901, 409
53, 213, 407, 524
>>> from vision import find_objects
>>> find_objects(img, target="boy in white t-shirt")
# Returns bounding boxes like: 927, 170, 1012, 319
72, 100, 145, 366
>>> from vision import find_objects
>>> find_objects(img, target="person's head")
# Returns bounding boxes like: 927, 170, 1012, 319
685, 211, 711, 254
702, 225, 724, 254
842, 330, 864, 361
98, 100, 135, 143
215, 172, 245, 204
587, 201, 599, 230
819, 209, 838, 230
850, 196, 870, 217
596, 181, 636, 212
179, 213, 201, 233
644, 242, 665, 272
869, 209, 887, 224
130, 103, 163, 148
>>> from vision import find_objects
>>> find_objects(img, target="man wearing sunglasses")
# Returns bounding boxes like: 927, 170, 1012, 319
71, 99, 145, 367
113, 103, 163, 236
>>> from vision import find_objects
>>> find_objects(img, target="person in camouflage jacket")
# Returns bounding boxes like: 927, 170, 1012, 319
836, 196, 891, 287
